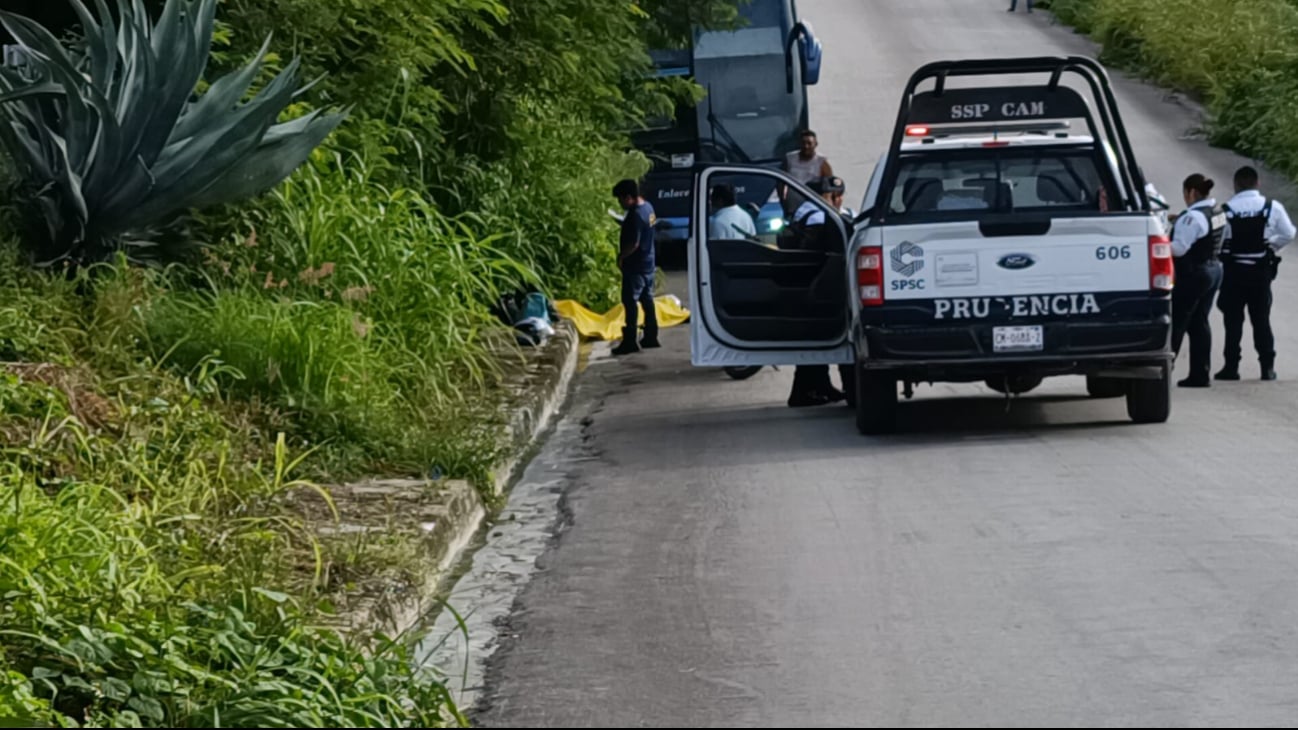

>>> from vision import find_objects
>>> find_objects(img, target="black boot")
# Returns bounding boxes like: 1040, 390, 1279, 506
788, 366, 832, 408
1215, 362, 1240, 381
611, 327, 641, 356
1262, 359, 1277, 381
839, 365, 857, 408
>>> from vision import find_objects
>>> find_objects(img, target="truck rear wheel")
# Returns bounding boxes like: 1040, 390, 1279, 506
1126, 363, 1171, 424
855, 365, 898, 435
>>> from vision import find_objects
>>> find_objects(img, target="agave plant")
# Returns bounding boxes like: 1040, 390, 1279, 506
0, 0, 347, 266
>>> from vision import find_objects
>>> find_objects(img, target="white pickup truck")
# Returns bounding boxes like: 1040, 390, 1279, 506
686, 56, 1176, 434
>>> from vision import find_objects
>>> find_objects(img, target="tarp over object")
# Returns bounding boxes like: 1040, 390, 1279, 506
554, 295, 691, 341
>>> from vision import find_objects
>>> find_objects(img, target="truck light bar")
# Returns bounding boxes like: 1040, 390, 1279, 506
904, 120, 1072, 139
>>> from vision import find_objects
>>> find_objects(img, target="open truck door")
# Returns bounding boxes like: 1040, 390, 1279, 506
688, 165, 855, 367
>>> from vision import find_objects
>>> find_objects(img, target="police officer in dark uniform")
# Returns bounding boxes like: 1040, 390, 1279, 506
1216, 166, 1296, 381
786, 176, 853, 407
1168, 174, 1225, 387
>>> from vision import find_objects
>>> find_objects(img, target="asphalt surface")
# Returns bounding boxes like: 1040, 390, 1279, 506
473, 1, 1298, 726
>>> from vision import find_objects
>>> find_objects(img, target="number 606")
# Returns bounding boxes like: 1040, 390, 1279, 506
1095, 245, 1131, 260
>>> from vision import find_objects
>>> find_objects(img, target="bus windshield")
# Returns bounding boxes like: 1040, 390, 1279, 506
693, 49, 800, 162
635, 0, 803, 164
692, 0, 798, 162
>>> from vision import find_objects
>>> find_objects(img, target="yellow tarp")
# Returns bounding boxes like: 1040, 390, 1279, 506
555, 295, 691, 341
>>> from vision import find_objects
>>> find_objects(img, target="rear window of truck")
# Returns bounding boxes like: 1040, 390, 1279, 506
888, 146, 1115, 219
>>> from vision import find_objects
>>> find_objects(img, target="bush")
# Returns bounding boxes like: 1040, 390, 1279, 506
0, 0, 342, 266
147, 148, 533, 480
1053, 0, 1298, 181
211, 0, 742, 308
0, 255, 462, 727
0, 0, 753, 725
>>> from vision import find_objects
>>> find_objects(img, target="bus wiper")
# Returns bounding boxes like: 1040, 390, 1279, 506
705, 83, 753, 164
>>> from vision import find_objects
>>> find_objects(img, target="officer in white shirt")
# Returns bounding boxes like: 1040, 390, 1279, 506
1168, 173, 1225, 387
706, 183, 757, 240
786, 175, 847, 250
1215, 166, 1297, 381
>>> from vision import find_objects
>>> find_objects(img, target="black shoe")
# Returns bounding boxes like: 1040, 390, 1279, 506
818, 386, 846, 403
1177, 377, 1210, 388
788, 391, 833, 408
611, 340, 641, 356
640, 337, 661, 349
1262, 368, 1277, 381
1215, 367, 1240, 381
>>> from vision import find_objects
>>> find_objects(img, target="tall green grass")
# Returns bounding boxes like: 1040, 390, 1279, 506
1046, 0, 1298, 179
0, 0, 741, 723
0, 252, 463, 726
148, 149, 544, 481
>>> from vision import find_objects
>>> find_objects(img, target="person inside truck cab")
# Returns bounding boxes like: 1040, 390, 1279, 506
1168, 173, 1225, 388
898, 177, 1002, 213
707, 183, 758, 240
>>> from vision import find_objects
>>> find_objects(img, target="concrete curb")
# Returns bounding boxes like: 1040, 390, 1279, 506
490, 319, 581, 499
300, 319, 581, 638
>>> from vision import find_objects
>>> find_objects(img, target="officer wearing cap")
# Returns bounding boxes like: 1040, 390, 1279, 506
786, 175, 852, 407
1215, 166, 1297, 381
1168, 173, 1225, 388
787, 175, 846, 253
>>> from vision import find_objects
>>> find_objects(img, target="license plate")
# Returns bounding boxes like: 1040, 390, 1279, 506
993, 325, 1043, 352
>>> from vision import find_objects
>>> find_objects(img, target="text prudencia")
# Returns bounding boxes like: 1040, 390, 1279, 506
934, 293, 1101, 320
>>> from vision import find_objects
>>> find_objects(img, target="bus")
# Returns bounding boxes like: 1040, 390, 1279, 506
631, 0, 824, 262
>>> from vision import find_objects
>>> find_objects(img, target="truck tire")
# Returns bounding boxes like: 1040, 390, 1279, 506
984, 374, 1043, 395
1126, 364, 1171, 424
723, 366, 762, 381
855, 365, 898, 435
1086, 375, 1126, 398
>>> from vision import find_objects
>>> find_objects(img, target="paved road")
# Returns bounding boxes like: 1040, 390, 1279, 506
474, 1, 1298, 726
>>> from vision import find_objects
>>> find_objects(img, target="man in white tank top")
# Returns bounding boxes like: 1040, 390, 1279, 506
784, 130, 833, 184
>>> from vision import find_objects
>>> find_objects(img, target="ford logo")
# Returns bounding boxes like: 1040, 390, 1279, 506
998, 253, 1036, 270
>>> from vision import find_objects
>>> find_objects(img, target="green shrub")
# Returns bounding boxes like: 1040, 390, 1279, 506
0, 274, 462, 726
145, 149, 531, 480
1054, 0, 1298, 182
0, 0, 343, 266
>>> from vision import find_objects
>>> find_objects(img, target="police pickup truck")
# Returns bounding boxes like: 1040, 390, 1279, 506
686, 57, 1174, 434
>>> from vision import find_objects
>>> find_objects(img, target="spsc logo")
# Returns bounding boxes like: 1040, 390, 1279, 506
890, 241, 924, 277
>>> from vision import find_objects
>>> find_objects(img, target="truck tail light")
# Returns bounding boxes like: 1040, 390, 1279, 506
857, 246, 884, 306
1149, 234, 1174, 292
